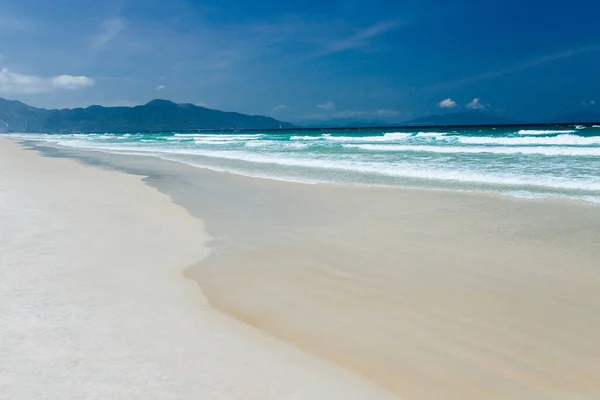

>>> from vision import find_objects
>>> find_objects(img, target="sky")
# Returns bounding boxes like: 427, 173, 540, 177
1, 0, 599, 123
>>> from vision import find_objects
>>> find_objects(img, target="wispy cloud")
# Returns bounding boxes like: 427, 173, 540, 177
582, 100, 596, 107
273, 104, 288, 111
429, 45, 600, 90
92, 17, 125, 49
375, 109, 401, 117
0, 68, 94, 94
318, 101, 336, 110
308, 20, 399, 59
438, 98, 456, 108
155, 85, 166, 91
466, 98, 485, 109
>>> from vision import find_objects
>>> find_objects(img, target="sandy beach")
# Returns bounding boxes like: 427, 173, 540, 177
0, 138, 397, 400
2, 138, 600, 400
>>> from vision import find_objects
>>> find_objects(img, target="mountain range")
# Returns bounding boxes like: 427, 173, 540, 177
0, 98, 294, 132
1, 97, 599, 132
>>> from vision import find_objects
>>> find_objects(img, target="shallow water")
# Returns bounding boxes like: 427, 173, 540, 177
5, 124, 600, 202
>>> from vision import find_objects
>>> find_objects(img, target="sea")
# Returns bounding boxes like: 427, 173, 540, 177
5, 124, 600, 203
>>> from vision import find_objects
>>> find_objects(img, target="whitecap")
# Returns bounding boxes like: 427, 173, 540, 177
456, 134, 600, 146
517, 129, 576, 135
343, 143, 600, 156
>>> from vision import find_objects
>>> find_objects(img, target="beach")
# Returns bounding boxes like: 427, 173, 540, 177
2, 137, 600, 400
0, 138, 397, 400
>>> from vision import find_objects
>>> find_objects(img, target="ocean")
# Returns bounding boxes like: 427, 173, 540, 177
5, 124, 600, 203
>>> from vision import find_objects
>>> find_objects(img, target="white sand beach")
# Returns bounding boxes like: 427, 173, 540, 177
2, 138, 600, 400
0, 139, 397, 400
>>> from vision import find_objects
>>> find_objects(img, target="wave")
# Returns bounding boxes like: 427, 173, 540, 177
46, 141, 600, 192
323, 133, 411, 142
173, 133, 263, 141
290, 135, 322, 141
415, 132, 448, 138
291, 132, 413, 142
455, 134, 600, 146
285, 142, 310, 149
244, 141, 309, 149
193, 139, 238, 145
517, 129, 577, 135
343, 143, 600, 156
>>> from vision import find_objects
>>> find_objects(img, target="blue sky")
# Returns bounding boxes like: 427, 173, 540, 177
1, 0, 599, 123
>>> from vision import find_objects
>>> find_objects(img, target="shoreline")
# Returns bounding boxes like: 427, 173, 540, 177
16, 138, 600, 208
7, 139, 600, 400
5, 126, 600, 205
0, 138, 398, 400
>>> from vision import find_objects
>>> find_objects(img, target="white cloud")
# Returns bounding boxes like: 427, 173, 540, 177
155, 85, 166, 91
52, 75, 95, 90
196, 102, 207, 107
318, 101, 336, 110
582, 100, 596, 106
438, 98, 456, 108
0, 68, 95, 94
92, 17, 125, 49
466, 98, 485, 109
273, 104, 288, 111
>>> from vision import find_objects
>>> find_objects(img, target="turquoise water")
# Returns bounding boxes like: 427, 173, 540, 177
6, 124, 600, 203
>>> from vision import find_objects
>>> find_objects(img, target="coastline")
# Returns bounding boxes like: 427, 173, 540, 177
5, 139, 600, 400
0, 138, 397, 400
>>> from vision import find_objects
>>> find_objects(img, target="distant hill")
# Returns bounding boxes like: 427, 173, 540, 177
550, 111, 600, 124
0, 98, 294, 132
403, 112, 519, 126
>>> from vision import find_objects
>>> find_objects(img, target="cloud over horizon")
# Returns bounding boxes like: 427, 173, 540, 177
273, 104, 288, 111
0, 68, 95, 94
466, 98, 485, 109
318, 101, 336, 110
438, 98, 457, 108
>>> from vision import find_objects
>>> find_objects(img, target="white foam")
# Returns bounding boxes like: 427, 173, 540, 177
517, 129, 576, 135
244, 141, 309, 149
456, 134, 600, 146
343, 143, 600, 156
324, 132, 412, 142
173, 133, 263, 141
8, 133, 600, 202
291, 132, 412, 142
244, 141, 268, 148
284, 142, 310, 149
194, 139, 241, 145
47, 140, 600, 192
290, 135, 322, 141
415, 132, 448, 138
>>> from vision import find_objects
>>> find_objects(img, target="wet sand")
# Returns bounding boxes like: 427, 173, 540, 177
0, 139, 397, 400
8, 140, 600, 400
